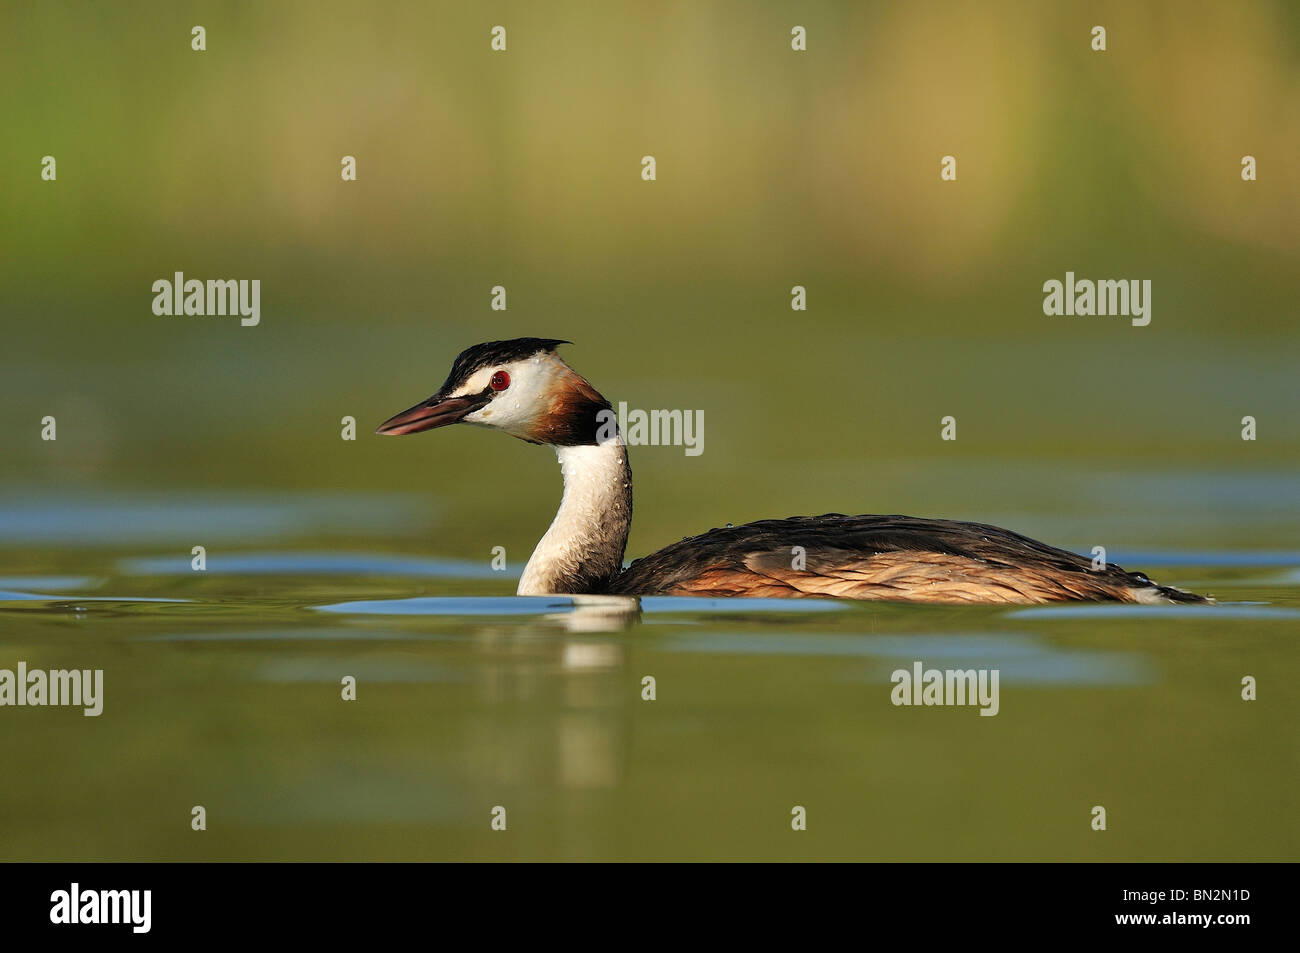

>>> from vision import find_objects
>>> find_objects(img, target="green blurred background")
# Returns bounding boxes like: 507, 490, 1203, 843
2, 0, 1297, 557
0, 2, 1297, 862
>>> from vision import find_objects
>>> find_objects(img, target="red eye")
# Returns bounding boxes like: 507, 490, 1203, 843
490, 370, 510, 391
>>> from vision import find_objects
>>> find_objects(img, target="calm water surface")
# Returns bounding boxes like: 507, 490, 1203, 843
0, 489, 1296, 862
6, 0, 1298, 864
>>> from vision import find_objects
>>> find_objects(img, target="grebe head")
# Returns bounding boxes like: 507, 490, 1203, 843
375, 337, 612, 446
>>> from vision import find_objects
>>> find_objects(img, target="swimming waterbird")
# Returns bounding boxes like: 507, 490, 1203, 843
377, 338, 1209, 605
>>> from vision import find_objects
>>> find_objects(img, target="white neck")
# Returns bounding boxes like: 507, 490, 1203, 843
517, 441, 633, 595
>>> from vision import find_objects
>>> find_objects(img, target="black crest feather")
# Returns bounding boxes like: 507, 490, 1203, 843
438, 338, 570, 393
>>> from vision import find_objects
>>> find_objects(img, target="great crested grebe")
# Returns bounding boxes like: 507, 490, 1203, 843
377, 338, 1210, 606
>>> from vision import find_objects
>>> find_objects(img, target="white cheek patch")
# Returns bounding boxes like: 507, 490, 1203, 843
449, 366, 496, 398
460, 354, 564, 432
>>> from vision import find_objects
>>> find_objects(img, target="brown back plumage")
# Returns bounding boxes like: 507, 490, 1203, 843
607, 514, 1209, 605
